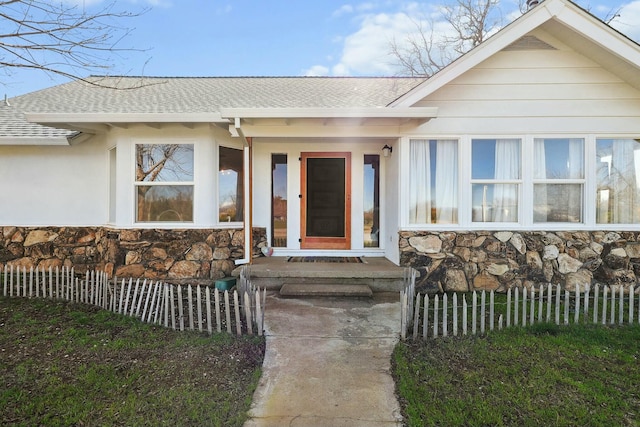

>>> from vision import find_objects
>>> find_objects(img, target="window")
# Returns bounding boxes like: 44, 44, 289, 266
364, 155, 380, 247
471, 139, 520, 222
135, 144, 194, 222
533, 138, 584, 223
409, 139, 458, 224
219, 146, 244, 222
596, 139, 640, 224
271, 154, 287, 247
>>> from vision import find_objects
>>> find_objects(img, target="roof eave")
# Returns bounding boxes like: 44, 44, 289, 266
24, 112, 229, 125
219, 107, 438, 119
0, 137, 72, 146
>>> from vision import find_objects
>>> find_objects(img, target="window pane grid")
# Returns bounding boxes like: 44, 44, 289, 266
471, 139, 521, 223
533, 138, 584, 223
135, 143, 194, 223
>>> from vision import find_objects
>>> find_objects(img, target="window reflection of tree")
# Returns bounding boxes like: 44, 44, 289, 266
135, 144, 194, 222
219, 147, 244, 222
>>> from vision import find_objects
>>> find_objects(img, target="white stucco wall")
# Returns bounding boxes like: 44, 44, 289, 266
0, 138, 108, 226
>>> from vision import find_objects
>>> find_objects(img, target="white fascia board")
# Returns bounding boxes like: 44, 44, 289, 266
555, 6, 640, 68
390, 0, 558, 107
219, 107, 438, 119
0, 137, 71, 146
24, 112, 229, 124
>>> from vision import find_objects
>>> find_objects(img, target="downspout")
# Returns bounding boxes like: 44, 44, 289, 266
233, 116, 253, 265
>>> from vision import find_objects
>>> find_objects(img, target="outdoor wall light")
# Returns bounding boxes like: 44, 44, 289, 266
382, 144, 393, 157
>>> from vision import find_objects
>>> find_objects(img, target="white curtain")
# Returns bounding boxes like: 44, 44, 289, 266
409, 140, 431, 223
611, 139, 639, 223
492, 139, 519, 222
435, 140, 458, 223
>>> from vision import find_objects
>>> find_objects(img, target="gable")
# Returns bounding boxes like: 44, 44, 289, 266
406, 28, 640, 135
393, 0, 640, 108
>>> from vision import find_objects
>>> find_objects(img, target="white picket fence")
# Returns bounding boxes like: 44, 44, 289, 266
1, 265, 264, 336
401, 271, 640, 340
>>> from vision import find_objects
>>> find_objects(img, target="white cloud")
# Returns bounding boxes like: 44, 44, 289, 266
304, 65, 330, 76
329, 5, 461, 76
333, 4, 354, 17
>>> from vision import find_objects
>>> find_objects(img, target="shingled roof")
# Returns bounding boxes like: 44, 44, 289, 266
1, 76, 425, 142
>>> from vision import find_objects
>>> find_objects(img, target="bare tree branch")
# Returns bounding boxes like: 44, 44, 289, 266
390, 0, 506, 77
0, 0, 150, 89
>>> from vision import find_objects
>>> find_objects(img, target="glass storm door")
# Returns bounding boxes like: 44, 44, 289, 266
300, 152, 351, 249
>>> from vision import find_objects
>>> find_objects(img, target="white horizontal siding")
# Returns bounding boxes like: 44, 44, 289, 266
413, 41, 640, 135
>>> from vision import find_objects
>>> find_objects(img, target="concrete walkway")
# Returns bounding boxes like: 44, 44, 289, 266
244, 293, 403, 427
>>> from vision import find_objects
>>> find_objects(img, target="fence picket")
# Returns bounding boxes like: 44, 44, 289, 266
490, 290, 495, 331
506, 288, 511, 327
206, 287, 212, 335
480, 291, 486, 335
564, 290, 570, 325
433, 294, 439, 338
197, 285, 203, 332
619, 286, 624, 325
602, 286, 609, 324
514, 288, 519, 327
422, 294, 429, 340
177, 285, 185, 331
256, 290, 263, 336
462, 294, 468, 336
234, 291, 242, 336
215, 288, 222, 333
593, 284, 599, 324
187, 285, 194, 330
453, 293, 458, 336
629, 285, 635, 325
170, 285, 176, 330
522, 287, 527, 326
537, 285, 543, 323
443, 293, 448, 338
412, 294, 420, 340
29, 267, 33, 298
574, 285, 581, 324
609, 286, 616, 325
244, 292, 253, 335
400, 291, 407, 340
224, 290, 232, 334
529, 287, 535, 326
472, 291, 477, 336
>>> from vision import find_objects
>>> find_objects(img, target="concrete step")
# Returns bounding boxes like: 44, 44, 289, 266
280, 283, 373, 298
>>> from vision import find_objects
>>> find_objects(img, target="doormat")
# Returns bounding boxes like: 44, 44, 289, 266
287, 256, 363, 263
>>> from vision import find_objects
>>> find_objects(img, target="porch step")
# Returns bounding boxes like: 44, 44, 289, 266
280, 283, 373, 298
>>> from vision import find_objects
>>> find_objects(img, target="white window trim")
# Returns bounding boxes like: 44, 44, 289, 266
401, 134, 640, 231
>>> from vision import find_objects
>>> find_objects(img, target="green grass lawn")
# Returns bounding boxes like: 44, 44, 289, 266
0, 296, 265, 427
393, 322, 640, 427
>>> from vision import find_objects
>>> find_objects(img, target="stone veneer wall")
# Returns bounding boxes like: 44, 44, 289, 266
400, 231, 640, 293
0, 226, 267, 283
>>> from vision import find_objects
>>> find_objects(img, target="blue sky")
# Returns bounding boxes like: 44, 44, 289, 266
3, 0, 640, 97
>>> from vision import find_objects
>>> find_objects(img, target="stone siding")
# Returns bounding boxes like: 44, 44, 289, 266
400, 230, 640, 293
0, 226, 267, 282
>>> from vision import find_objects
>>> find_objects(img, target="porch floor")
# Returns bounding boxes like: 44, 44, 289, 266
241, 257, 406, 293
